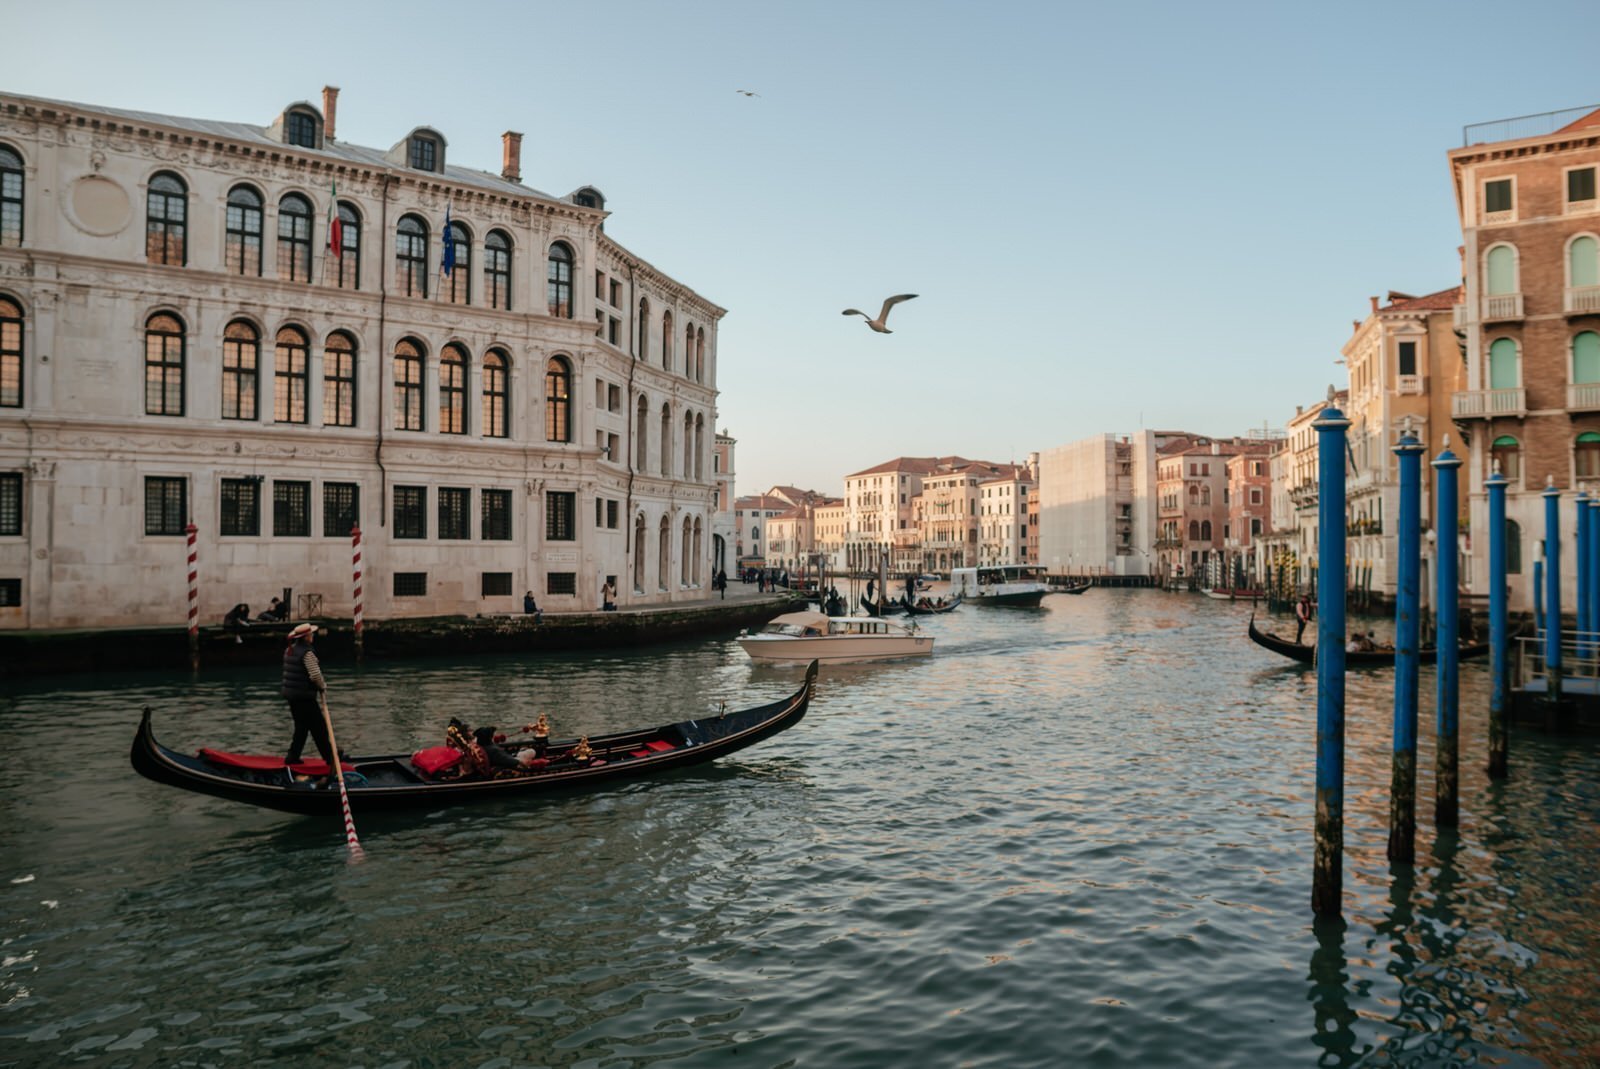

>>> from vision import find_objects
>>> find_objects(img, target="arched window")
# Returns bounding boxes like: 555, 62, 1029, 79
1187, 520, 1199, 541
695, 413, 705, 480
658, 515, 671, 591
663, 310, 673, 372
144, 313, 185, 416
1491, 435, 1521, 483
1574, 331, 1600, 384
1187, 484, 1198, 501
1200, 520, 1212, 541
225, 186, 263, 276
443, 222, 471, 305
286, 111, 318, 148
693, 516, 704, 585
635, 395, 649, 469
1505, 519, 1522, 575
1570, 235, 1600, 290
683, 411, 693, 477
634, 513, 647, 592
394, 338, 425, 431
145, 172, 186, 266
277, 193, 314, 282
682, 515, 692, 586
396, 215, 428, 298
1577, 432, 1600, 480
482, 348, 509, 438
660, 402, 672, 476
221, 319, 259, 421
323, 331, 357, 427
332, 202, 361, 290
0, 144, 22, 247
1485, 244, 1517, 295
485, 230, 512, 311
546, 242, 573, 317
696, 327, 705, 383
274, 325, 310, 424
544, 356, 571, 442
1489, 338, 1519, 390
0, 295, 22, 408
638, 298, 651, 361
439, 343, 468, 434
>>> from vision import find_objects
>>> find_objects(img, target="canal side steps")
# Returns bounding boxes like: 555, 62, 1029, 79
0, 594, 802, 678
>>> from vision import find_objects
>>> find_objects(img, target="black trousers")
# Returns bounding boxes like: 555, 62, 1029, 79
285, 695, 335, 766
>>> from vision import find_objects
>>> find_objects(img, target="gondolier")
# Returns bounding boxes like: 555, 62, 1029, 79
281, 622, 335, 769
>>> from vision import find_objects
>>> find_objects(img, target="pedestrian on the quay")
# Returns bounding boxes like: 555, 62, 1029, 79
716, 569, 727, 599
602, 578, 616, 611
281, 623, 335, 770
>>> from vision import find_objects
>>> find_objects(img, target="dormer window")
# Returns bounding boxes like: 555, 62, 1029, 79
286, 111, 318, 148
573, 186, 605, 210
410, 136, 438, 172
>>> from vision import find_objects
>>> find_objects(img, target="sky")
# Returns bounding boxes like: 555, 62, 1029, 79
9, 0, 1599, 496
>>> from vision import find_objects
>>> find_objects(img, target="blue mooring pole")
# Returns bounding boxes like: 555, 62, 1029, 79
1312, 394, 1349, 917
1486, 467, 1508, 779
1544, 480, 1563, 703
1589, 497, 1600, 649
1388, 425, 1424, 862
1534, 556, 1545, 636
1577, 490, 1590, 662
1432, 438, 1461, 828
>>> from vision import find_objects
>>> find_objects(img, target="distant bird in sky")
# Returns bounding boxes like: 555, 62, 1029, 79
736, 89, 760, 97
842, 294, 918, 333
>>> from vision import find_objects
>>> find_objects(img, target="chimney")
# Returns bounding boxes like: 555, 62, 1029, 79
322, 86, 340, 141
502, 131, 524, 184
1369, 295, 1379, 313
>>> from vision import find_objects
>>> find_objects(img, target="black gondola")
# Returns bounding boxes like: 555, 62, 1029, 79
903, 594, 963, 616
1059, 581, 1091, 595
130, 662, 817, 816
1247, 614, 1488, 667
859, 594, 908, 617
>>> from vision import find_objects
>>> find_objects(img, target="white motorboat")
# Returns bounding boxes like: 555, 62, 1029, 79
736, 610, 934, 664
948, 565, 1049, 607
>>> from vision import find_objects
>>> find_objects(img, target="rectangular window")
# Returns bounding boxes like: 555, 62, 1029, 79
144, 476, 186, 536
1398, 340, 1417, 376
0, 472, 20, 536
481, 489, 512, 540
546, 571, 577, 595
594, 271, 605, 300
438, 486, 471, 539
610, 279, 622, 306
546, 491, 576, 540
607, 433, 620, 462
1250, 488, 1262, 505
394, 485, 426, 539
393, 571, 427, 596
0, 578, 19, 606
272, 480, 311, 537
323, 482, 359, 538
481, 571, 513, 597
1485, 178, 1513, 214
1570, 167, 1596, 204
608, 317, 620, 345
608, 384, 621, 412
219, 478, 260, 536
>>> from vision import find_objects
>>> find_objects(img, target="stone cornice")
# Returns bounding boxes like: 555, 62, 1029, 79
598, 233, 727, 321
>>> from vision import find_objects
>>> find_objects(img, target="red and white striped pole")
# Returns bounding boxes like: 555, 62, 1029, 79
186, 520, 199, 671
351, 523, 364, 659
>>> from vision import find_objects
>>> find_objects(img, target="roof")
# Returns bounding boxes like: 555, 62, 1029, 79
1554, 106, 1600, 135
846, 455, 983, 478
1382, 286, 1463, 313
3, 90, 559, 203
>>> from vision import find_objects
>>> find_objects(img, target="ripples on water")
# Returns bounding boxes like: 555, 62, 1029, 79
1, 591, 1597, 1067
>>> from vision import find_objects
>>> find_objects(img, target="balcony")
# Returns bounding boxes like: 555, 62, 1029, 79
1482, 293, 1523, 322
1566, 285, 1600, 316
1569, 382, 1600, 411
1452, 303, 1467, 330
1452, 387, 1526, 419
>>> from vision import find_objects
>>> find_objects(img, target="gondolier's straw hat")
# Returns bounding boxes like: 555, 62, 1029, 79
288, 623, 316, 640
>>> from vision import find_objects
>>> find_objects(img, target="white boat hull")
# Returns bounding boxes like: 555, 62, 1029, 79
736, 633, 934, 664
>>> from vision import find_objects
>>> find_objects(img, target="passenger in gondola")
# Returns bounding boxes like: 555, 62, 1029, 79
473, 726, 525, 774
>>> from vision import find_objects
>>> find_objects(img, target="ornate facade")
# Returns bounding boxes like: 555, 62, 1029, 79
0, 89, 724, 628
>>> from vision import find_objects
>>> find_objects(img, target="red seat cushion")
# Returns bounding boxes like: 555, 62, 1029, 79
629, 749, 651, 758
199, 749, 353, 773
290, 758, 356, 775
411, 746, 463, 775
645, 740, 675, 752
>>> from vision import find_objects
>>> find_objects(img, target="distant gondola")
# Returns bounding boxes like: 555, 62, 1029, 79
903, 594, 962, 616
1247, 614, 1488, 667
859, 594, 908, 617
1059, 581, 1091, 595
130, 662, 817, 816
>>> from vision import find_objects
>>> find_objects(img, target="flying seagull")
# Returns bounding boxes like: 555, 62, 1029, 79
736, 89, 760, 97
842, 294, 918, 333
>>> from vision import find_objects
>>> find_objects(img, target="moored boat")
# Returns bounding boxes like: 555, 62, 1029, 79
949, 565, 1049, 607
130, 662, 816, 816
1247, 614, 1488, 667
737, 611, 933, 664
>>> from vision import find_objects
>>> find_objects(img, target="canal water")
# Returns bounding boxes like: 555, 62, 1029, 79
1, 591, 1596, 1067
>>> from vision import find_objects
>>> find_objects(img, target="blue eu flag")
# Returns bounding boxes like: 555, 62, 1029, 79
441, 201, 454, 278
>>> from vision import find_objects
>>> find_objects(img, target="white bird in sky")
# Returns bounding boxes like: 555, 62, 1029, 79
842, 294, 918, 334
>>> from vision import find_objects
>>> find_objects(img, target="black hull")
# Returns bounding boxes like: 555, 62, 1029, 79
131, 662, 817, 816
967, 591, 1047, 607
903, 595, 962, 616
1247, 615, 1488, 667
859, 595, 908, 617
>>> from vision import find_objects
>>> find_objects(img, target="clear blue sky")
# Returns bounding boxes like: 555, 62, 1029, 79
10, 0, 1598, 495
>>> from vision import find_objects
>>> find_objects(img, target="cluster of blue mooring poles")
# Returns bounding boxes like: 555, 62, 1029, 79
1309, 396, 1593, 917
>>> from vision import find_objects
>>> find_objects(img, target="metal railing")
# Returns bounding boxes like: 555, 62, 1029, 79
1452, 387, 1526, 419
1512, 631, 1600, 690
1463, 105, 1600, 146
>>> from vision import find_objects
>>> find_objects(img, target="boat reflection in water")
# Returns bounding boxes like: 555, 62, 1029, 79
736, 609, 933, 664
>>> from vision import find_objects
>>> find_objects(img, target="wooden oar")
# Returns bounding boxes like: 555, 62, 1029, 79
318, 693, 366, 861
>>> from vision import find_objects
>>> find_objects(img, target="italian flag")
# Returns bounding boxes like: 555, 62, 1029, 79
326, 180, 342, 258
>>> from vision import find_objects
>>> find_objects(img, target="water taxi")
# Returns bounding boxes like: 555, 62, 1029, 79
949, 565, 1049, 607
737, 611, 934, 664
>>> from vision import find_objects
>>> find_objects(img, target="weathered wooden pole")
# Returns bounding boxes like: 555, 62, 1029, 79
1312, 392, 1350, 917
1543, 478, 1563, 702
185, 520, 200, 673
1432, 438, 1461, 828
1486, 465, 1509, 779
351, 523, 365, 661
1388, 424, 1424, 862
